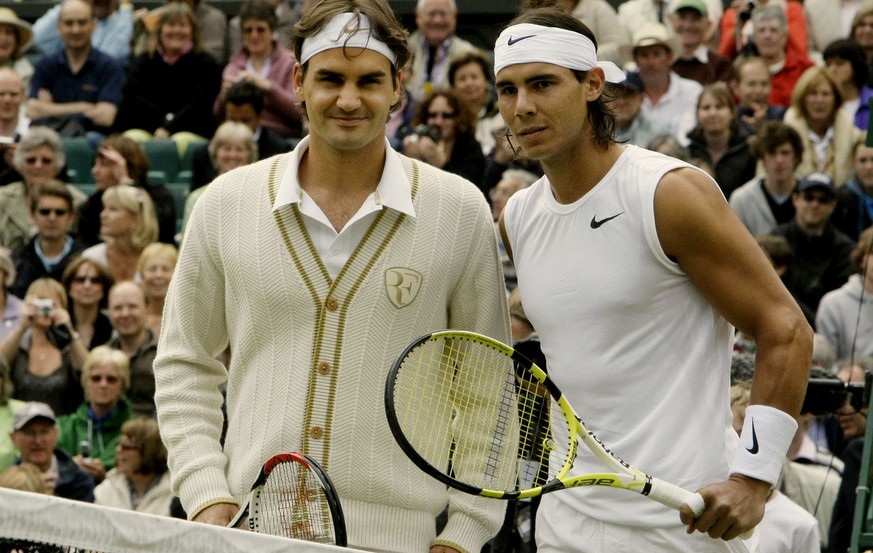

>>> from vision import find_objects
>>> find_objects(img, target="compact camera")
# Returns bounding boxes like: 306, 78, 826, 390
34, 299, 53, 317
801, 372, 872, 415
78, 440, 91, 459
412, 124, 442, 143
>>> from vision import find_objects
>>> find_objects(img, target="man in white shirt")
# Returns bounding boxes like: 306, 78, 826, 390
624, 21, 703, 146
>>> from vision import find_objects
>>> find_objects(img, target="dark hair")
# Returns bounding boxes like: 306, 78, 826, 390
30, 180, 73, 213
121, 418, 168, 476
99, 135, 151, 187
752, 121, 803, 163
225, 79, 265, 114
292, 0, 411, 85
503, 7, 616, 150
238, 0, 278, 31
823, 39, 869, 91
447, 49, 493, 87
61, 257, 115, 310
413, 89, 476, 134
755, 234, 793, 267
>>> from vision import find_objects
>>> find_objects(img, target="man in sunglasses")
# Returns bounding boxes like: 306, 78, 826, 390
9, 180, 84, 298
770, 172, 855, 315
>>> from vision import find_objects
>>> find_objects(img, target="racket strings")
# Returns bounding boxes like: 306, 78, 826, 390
253, 462, 336, 544
392, 336, 573, 495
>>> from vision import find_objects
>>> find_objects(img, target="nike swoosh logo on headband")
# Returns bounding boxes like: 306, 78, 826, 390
507, 34, 537, 46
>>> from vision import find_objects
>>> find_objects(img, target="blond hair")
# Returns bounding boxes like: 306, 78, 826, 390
101, 185, 159, 249
81, 345, 131, 393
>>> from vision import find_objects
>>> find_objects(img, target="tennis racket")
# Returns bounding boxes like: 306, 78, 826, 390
227, 452, 347, 546
384, 330, 707, 515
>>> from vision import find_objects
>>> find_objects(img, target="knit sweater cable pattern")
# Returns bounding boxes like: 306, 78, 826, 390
155, 152, 511, 553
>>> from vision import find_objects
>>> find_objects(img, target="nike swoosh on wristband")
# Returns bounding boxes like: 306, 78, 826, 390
507, 34, 537, 46
590, 212, 624, 229
746, 419, 759, 454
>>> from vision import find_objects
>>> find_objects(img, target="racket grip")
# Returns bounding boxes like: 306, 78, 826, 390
649, 478, 754, 540
647, 477, 703, 513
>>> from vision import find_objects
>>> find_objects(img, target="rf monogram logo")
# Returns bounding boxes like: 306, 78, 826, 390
385, 268, 422, 308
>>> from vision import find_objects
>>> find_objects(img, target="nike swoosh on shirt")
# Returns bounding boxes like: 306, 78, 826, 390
589, 212, 624, 229
507, 35, 537, 46
746, 419, 759, 454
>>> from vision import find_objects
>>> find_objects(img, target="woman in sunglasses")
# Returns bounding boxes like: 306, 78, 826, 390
61, 257, 115, 351
402, 88, 486, 187
56, 345, 133, 484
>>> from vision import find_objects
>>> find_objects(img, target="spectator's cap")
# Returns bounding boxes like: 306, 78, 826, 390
0, 8, 33, 53
622, 71, 644, 93
623, 22, 682, 64
796, 172, 835, 196
671, 0, 709, 17
13, 402, 56, 431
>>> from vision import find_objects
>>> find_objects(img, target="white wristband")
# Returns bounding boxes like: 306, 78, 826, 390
730, 405, 798, 487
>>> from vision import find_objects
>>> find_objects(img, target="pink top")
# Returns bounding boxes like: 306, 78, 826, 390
215, 43, 302, 138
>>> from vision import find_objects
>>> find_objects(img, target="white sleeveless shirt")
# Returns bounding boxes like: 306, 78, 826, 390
503, 145, 738, 527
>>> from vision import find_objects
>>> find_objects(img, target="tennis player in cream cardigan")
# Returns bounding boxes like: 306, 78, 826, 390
153, 1, 511, 552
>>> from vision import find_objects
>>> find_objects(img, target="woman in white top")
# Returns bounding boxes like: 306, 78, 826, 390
94, 417, 172, 516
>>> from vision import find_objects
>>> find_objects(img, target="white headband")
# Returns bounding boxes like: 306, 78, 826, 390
300, 12, 397, 66
494, 23, 624, 83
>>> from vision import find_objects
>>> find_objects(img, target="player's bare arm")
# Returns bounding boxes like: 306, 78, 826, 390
654, 168, 813, 539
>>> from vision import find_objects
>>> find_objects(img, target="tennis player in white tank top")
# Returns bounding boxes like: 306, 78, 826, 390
493, 7, 812, 553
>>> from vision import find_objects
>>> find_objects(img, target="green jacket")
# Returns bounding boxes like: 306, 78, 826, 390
56, 397, 133, 470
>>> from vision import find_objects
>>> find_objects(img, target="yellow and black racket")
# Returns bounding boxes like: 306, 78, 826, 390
384, 330, 706, 515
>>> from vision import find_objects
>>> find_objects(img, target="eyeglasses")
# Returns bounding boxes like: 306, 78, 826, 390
427, 111, 456, 120
24, 156, 54, 165
72, 275, 100, 284
117, 441, 139, 451
37, 208, 69, 217
801, 192, 835, 204
88, 374, 119, 384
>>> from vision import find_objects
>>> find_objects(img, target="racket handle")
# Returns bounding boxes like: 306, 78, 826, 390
647, 477, 703, 513
649, 478, 754, 540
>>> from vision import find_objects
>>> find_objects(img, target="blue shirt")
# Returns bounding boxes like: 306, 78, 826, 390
29, 47, 124, 132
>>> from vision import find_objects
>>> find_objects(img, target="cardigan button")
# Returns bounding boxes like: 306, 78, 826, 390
309, 426, 324, 439
317, 361, 331, 375
326, 297, 339, 311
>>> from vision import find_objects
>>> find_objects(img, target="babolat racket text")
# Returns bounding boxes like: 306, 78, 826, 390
384, 330, 707, 515
227, 452, 347, 546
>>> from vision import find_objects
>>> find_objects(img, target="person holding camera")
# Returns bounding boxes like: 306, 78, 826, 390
0, 277, 87, 417
718, 0, 808, 63
402, 89, 486, 187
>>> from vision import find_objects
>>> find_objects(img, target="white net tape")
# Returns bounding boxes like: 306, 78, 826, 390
0, 488, 355, 553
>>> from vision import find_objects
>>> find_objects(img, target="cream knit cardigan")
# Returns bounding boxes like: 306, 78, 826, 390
155, 152, 511, 553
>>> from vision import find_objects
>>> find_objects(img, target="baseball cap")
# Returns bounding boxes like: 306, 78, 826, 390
13, 402, 56, 431
671, 0, 709, 17
796, 172, 835, 196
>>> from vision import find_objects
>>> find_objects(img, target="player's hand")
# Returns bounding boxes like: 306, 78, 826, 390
679, 474, 769, 540
429, 546, 461, 553
194, 503, 239, 527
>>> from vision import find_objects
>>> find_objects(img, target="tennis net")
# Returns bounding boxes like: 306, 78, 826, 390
0, 487, 355, 553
